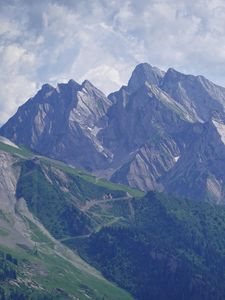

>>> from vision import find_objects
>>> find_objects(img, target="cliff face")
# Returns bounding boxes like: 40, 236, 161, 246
0, 80, 112, 171
2, 63, 225, 203
0, 151, 31, 248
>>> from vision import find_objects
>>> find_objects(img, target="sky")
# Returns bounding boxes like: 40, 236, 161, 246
1, 0, 225, 124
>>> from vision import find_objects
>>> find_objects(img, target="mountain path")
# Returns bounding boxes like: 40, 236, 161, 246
80, 196, 132, 212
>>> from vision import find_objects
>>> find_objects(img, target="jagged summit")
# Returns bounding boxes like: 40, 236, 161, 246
162, 67, 185, 81
68, 78, 79, 85
108, 63, 165, 103
2, 62, 225, 203
162, 67, 204, 85
127, 62, 165, 93
82, 79, 95, 89
41, 83, 55, 91
66, 78, 81, 90
0, 76, 111, 171
39, 79, 104, 98
81, 79, 108, 99
55, 79, 80, 94
161, 67, 225, 122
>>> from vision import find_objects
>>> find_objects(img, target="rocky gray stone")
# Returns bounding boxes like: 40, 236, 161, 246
2, 63, 225, 203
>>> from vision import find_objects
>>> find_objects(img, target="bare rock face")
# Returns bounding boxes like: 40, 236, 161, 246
161, 121, 225, 204
111, 135, 180, 191
1, 79, 112, 171
0, 151, 32, 248
0, 152, 19, 213
126, 62, 165, 93
2, 62, 225, 203
160, 68, 225, 122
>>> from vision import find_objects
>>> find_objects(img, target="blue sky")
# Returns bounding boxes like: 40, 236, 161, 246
1, 0, 225, 123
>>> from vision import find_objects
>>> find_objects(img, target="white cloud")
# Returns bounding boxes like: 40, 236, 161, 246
0, 44, 38, 122
79, 64, 123, 92
1, 0, 225, 123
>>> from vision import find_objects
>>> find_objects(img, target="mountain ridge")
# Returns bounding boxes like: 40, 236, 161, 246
2, 62, 225, 203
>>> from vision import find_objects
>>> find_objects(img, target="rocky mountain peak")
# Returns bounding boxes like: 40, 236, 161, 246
3, 62, 225, 203
37, 83, 56, 100
161, 67, 225, 122
67, 79, 81, 89
41, 83, 54, 91
56, 79, 81, 95
127, 62, 165, 93
162, 67, 191, 84
81, 79, 95, 89
78, 80, 110, 105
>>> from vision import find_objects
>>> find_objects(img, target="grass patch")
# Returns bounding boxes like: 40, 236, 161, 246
0, 142, 33, 159
0, 233, 134, 300
40, 156, 144, 198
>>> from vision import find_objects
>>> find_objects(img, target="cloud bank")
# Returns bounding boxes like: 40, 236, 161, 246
0, 0, 225, 123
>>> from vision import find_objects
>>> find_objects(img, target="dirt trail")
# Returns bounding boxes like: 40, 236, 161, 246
81, 196, 132, 212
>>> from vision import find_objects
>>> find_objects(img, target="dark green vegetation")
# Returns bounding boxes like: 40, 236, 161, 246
69, 192, 225, 300
0, 142, 137, 299
0, 141, 33, 159
0, 140, 143, 198
0, 250, 17, 281
16, 158, 137, 240
0, 248, 54, 300
0, 242, 134, 300
4, 140, 225, 299
16, 160, 93, 239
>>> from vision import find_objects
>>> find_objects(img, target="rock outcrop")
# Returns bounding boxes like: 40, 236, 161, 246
2, 62, 225, 203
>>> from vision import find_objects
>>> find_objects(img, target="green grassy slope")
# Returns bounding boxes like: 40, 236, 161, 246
3, 138, 225, 299
8, 138, 225, 300
0, 141, 144, 198
72, 192, 225, 300
0, 141, 139, 299
0, 141, 33, 158
16, 158, 140, 240
0, 238, 134, 300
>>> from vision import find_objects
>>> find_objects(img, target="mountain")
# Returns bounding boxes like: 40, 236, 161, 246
64, 192, 225, 300
126, 62, 165, 93
2, 63, 225, 203
160, 68, 225, 122
0, 80, 112, 171
0, 136, 137, 300
2, 137, 225, 300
